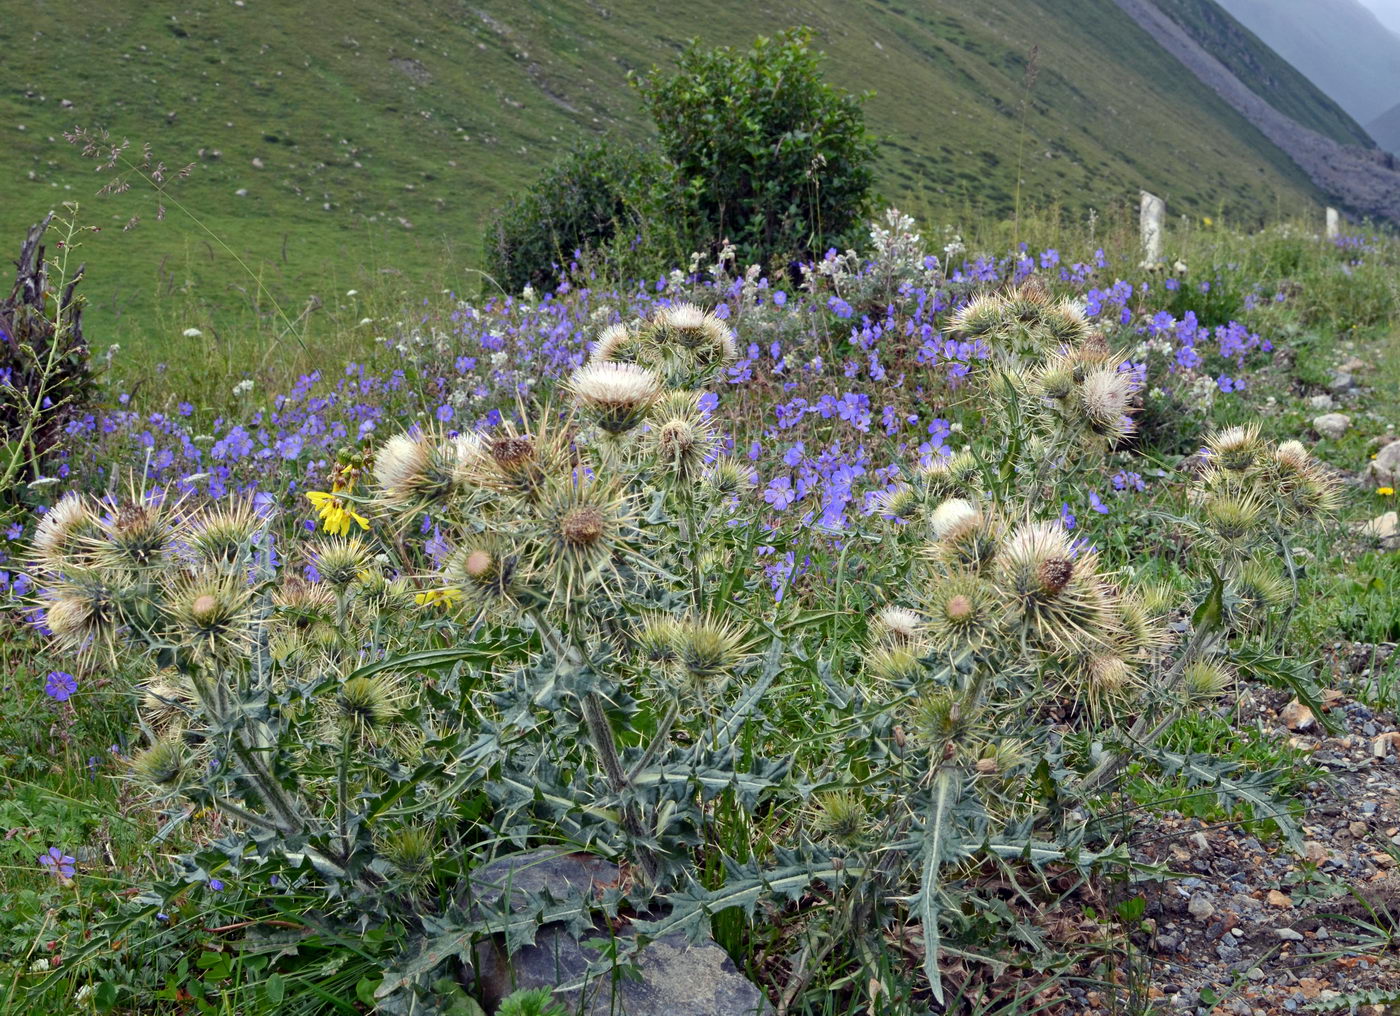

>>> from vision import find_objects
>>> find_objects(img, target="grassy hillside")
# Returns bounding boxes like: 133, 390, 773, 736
2, 0, 1328, 368
1153, 0, 1377, 147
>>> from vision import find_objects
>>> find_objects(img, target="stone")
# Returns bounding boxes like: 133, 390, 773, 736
1370, 440, 1400, 486
1275, 927, 1305, 941
1307, 394, 1336, 411
1140, 190, 1166, 264
1302, 840, 1329, 864
1281, 699, 1316, 732
1187, 894, 1215, 921
1266, 889, 1294, 908
475, 924, 772, 1015
467, 851, 772, 1015
234, 188, 248, 197
1326, 207, 1341, 239
1312, 413, 1350, 440
1360, 511, 1398, 549
1326, 371, 1354, 393
251, 156, 265, 169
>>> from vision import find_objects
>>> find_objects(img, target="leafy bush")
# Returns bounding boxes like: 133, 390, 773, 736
482, 140, 667, 295
637, 28, 876, 272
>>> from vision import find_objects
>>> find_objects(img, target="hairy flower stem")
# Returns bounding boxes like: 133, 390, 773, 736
337, 726, 353, 860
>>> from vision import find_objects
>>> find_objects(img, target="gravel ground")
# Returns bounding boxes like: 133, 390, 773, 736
1119, 644, 1400, 1014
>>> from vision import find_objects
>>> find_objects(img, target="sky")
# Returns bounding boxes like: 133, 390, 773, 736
1358, 0, 1400, 37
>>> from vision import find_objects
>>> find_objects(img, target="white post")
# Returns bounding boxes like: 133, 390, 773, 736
1139, 190, 1165, 265
1325, 206, 1340, 240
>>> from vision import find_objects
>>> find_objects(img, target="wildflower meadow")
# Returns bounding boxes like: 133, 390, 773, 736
3, 27, 1400, 1016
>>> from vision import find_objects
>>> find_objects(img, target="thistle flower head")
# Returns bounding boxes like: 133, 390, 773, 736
31, 494, 99, 573
566, 362, 662, 434
1274, 439, 1310, 472
810, 790, 871, 848
650, 411, 716, 482
93, 495, 177, 571
875, 482, 920, 521
1182, 660, 1234, 701
703, 457, 758, 497
187, 498, 263, 571
311, 537, 375, 589
1076, 367, 1137, 440
471, 415, 571, 503
873, 606, 924, 645
995, 522, 1111, 650
863, 644, 926, 685
445, 538, 524, 616
164, 571, 254, 659
589, 322, 645, 364
923, 574, 997, 648
45, 570, 131, 653
373, 429, 484, 506
950, 293, 1004, 339
654, 302, 737, 364
635, 612, 681, 663
1206, 424, 1264, 473
378, 824, 437, 884
358, 571, 416, 614
128, 730, 193, 789
1043, 299, 1089, 346
1033, 359, 1077, 401
929, 497, 981, 541
1202, 490, 1263, 550
671, 614, 750, 694
1234, 560, 1291, 626
908, 690, 977, 750
532, 474, 631, 601
273, 576, 337, 628
335, 672, 408, 737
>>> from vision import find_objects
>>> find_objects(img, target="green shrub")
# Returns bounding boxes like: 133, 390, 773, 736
482, 140, 662, 294
636, 28, 877, 270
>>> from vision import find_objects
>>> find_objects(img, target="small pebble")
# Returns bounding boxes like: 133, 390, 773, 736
1188, 894, 1215, 921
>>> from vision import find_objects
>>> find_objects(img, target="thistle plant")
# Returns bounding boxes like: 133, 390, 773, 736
838, 287, 1341, 1001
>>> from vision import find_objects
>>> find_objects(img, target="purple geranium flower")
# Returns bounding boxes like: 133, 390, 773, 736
39, 846, 76, 879
44, 671, 77, 702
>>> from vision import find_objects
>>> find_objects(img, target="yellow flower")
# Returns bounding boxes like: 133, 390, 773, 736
306, 491, 369, 537
414, 587, 463, 608
1379, 487, 1396, 497
1202, 216, 1214, 227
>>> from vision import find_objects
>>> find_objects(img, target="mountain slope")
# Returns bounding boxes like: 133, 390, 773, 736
1151, 0, 1376, 146
1117, 0, 1400, 221
1214, 0, 1400, 124
1369, 101, 1400, 152
0, 0, 1331, 358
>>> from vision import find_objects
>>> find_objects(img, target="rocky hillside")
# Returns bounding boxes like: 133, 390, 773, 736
1118, 0, 1400, 221
1215, 0, 1400, 125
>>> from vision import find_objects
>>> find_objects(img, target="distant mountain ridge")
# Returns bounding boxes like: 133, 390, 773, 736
1214, 0, 1400, 125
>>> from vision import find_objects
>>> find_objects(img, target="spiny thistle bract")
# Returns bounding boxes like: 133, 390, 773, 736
186, 498, 264, 571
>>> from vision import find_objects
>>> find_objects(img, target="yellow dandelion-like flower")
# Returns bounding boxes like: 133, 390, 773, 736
306, 491, 370, 537
1379, 487, 1395, 497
